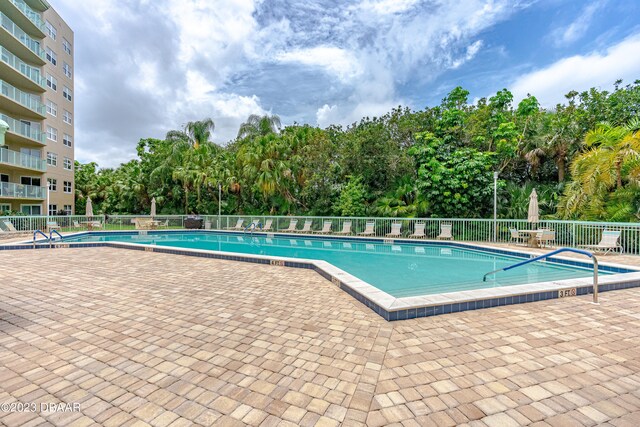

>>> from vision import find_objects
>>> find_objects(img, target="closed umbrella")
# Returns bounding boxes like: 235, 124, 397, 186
150, 197, 156, 217
85, 197, 93, 217
528, 189, 539, 227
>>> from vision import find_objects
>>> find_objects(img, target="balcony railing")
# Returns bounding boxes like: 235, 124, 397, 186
0, 12, 45, 60
0, 181, 46, 199
10, 0, 45, 32
0, 113, 45, 143
0, 79, 45, 115
0, 45, 46, 88
0, 147, 46, 171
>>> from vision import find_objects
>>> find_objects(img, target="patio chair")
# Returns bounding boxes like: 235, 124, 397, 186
3, 220, 17, 232
358, 221, 376, 236
225, 218, 245, 230
158, 220, 169, 229
437, 224, 453, 240
536, 229, 556, 248
90, 221, 103, 229
335, 221, 352, 235
298, 219, 313, 234
73, 220, 83, 229
261, 219, 273, 231
46, 221, 60, 232
579, 230, 624, 254
408, 222, 426, 239
279, 219, 298, 232
509, 227, 527, 246
386, 222, 402, 238
314, 220, 332, 234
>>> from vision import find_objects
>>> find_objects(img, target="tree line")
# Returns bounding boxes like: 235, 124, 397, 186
74, 80, 640, 221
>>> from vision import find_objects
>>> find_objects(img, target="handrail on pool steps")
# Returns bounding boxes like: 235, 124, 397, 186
482, 247, 600, 303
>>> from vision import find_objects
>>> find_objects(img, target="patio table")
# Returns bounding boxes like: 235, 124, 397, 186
518, 229, 542, 248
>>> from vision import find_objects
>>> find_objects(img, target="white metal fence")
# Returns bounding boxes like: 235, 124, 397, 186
1, 214, 638, 255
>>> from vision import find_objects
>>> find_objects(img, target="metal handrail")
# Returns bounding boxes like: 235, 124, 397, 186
33, 229, 48, 247
243, 222, 262, 234
483, 247, 600, 303
49, 229, 63, 240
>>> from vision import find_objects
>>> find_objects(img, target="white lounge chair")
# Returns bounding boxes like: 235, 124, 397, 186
386, 222, 402, 238
537, 229, 555, 248
3, 220, 17, 232
298, 219, 313, 234
90, 221, 103, 229
579, 230, 624, 254
73, 220, 83, 229
358, 221, 376, 236
314, 220, 332, 234
46, 221, 60, 232
408, 223, 426, 239
335, 221, 352, 235
261, 219, 273, 231
225, 218, 245, 230
509, 227, 527, 246
280, 219, 298, 232
437, 224, 453, 240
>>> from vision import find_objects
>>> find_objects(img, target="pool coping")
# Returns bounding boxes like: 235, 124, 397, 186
5, 229, 640, 321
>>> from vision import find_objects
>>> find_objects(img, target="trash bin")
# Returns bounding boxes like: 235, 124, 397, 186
205, 221, 211, 230
184, 217, 203, 229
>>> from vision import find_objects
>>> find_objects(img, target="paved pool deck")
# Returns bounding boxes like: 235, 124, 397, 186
1, 247, 640, 427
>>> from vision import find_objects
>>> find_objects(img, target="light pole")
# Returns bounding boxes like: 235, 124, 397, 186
218, 183, 222, 229
493, 171, 498, 242
46, 180, 50, 220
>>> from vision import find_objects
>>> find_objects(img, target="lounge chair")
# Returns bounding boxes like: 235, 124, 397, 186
133, 218, 154, 230
279, 219, 298, 232
158, 220, 169, 229
73, 220, 83, 229
46, 221, 60, 232
335, 221, 352, 235
358, 221, 376, 236
3, 220, 17, 232
579, 230, 624, 254
386, 222, 402, 238
298, 219, 313, 234
437, 224, 453, 240
537, 229, 555, 248
225, 218, 245, 230
509, 228, 527, 246
261, 219, 273, 231
408, 222, 426, 239
90, 221, 103, 229
314, 220, 332, 234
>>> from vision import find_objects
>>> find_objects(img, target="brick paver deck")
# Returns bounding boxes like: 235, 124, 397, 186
1, 247, 639, 426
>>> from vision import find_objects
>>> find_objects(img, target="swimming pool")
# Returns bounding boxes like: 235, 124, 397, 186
63, 231, 625, 296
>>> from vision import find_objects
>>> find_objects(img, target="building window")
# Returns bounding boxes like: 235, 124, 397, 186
48, 204, 57, 215
46, 99, 57, 116
63, 134, 72, 147
45, 47, 57, 66
62, 38, 72, 55
63, 86, 72, 101
46, 126, 57, 142
45, 21, 56, 40
0, 174, 8, 183
63, 62, 72, 79
47, 178, 57, 191
63, 181, 72, 193
64, 157, 72, 170
64, 204, 72, 214
46, 73, 57, 91
47, 152, 57, 166
63, 110, 72, 125
0, 203, 10, 213
21, 205, 41, 215
20, 176, 41, 186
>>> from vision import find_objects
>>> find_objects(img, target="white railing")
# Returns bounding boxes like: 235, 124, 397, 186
1, 214, 638, 255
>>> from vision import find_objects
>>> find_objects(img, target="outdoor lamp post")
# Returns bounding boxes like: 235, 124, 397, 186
493, 171, 498, 242
218, 183, 222, 229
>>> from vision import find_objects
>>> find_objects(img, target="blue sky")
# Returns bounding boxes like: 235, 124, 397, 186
52, 0, 640, 167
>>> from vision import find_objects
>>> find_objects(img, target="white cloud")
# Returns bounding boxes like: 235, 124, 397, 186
276, 47, 364, 82
510, 34, 640, 106
551, 1, 605, 47
452, 40, 484, 69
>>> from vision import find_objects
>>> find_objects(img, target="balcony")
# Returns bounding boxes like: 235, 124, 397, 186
9, 0, 45, 34
0, 147, 46, 172
0, 78, 45, 118
0, 181, 46, 199
0, 45, 46, 92
0, 12, 45, 65
0, 113, 45, 145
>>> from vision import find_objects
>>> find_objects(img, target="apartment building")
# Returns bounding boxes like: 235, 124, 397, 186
0, 0, 74, 216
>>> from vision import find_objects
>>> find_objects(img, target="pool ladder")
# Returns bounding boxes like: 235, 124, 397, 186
33, 229, 65, 248
482, 247, 600, 303
243, 221, 263, 235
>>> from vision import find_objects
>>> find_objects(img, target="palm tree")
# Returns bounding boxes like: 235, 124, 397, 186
166, 118, 215, 149
237, 114, 281, 139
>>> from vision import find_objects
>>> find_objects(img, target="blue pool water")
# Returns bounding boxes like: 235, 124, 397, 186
64, 232, 608, 297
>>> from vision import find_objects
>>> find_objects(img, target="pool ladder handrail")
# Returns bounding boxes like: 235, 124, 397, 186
50, 230, 63, 247
243, 222, 263, 235
482, 247, 600, 303
33, 230, 49, 247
